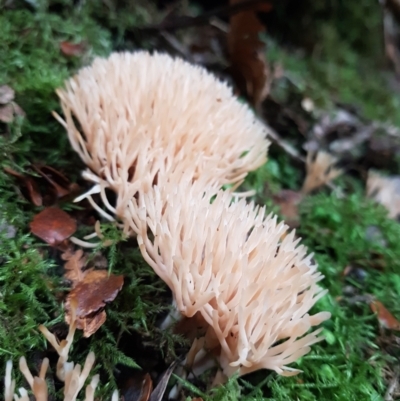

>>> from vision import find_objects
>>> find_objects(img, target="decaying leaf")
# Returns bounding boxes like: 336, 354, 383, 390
121, 372, 153, 401
366, 171, 400, 219
4, 167, 43, 206
272, 190, 303, 228
301, 151, 342, 194
62, 248, 87, 283
228, 0, 272, 111
0, 104, 14, 123
370, 300, 400, 330
0, 101, 25, 124
0, 85, 15, 104
30, 207, 77, 246
62, 249, 124, 337
60, 41, 87, 57
0, 85, 25, 124
5, 164, 79, 206
32, 164, 79, 199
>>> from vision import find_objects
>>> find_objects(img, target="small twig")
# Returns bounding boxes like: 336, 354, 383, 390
261, 118, 344, 195
138, 0, 271, 32
159, 30, 195, 63
262, 120, 305, 163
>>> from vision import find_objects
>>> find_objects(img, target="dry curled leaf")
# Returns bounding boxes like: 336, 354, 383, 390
60, 41, 87, 57
366, 171, 400, 219
0, 85, 25, 124
0, 104, 14, 123
122, 372, 153, 401
5, 164, 77, 206
30, 207, 77, 245
4, 167, 43, 206
370, 300, 400, 330
301, 151, 342, 194
272, 190, 303, 228
0, 102, 25, 123
62, 248, 87, 284
228, 0, 272, 111
32, 164, 79, 199
65, 270, 124, 337
0, 85, 15, 104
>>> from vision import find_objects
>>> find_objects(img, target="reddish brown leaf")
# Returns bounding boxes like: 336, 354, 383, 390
4, 167, 43, 206
60, 41, 87, 57
370, 300, 400, 330
228, 0, 273, 111
65, 270, 124, 337
30, 207, 77, 245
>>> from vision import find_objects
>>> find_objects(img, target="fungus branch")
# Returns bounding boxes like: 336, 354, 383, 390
4, 302, 118, 401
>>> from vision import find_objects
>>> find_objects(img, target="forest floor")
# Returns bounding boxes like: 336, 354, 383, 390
1, 1, 400, 400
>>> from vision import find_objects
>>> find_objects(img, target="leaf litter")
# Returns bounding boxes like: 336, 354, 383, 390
62, 248, 124, 338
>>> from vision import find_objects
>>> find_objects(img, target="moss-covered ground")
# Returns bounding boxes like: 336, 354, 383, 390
1, 1, 400, 400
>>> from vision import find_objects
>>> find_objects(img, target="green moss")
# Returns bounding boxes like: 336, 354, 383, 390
0, 8, 111, 166
2, 3, 400, 400
266, 34, 400, 126
176, 192, 400, 400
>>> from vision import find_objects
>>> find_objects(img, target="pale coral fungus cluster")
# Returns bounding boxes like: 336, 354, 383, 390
5, 51, 330, 400
55, 51, 330, 379
53, 51, 268, 238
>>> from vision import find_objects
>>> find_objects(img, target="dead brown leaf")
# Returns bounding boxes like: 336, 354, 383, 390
32, 164, 80, 199
0, 85, 15, 104
62, 249, 124, 337
0, 102, 25, 123
60, 41, 87, 57
0, 85, 25, 124
62, 248, 87, 284
301, 151, 342, 194
366, 171, 400, 219
122, 373, 153, 401
0, 104, 14, 123
371, 300, 400, 330
228, 0, 273, 111
4, 167, 43, 206
30, 207, 77, 246
65, 270, 124, 337
272, 190, 303, 228
5, 164, 80, 206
